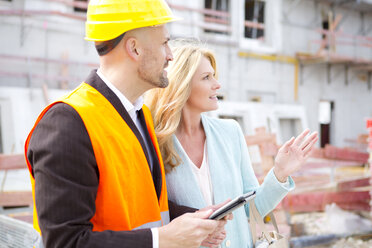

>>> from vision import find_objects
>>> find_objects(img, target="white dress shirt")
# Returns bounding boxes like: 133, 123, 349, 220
96, 69, 159, 248
97, 70, 144, 141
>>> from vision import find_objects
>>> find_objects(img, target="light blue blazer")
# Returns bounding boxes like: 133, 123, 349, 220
166, 115, 295, 248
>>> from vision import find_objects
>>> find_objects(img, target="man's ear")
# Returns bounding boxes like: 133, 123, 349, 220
125, 37, 140, 61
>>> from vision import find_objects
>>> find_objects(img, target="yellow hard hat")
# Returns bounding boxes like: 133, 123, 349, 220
85, 0, 180, 41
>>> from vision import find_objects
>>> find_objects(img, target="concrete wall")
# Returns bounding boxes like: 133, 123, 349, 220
0, 0, 95, 153
169, 0, 372, 147
0, 0, 97, 89
0, 87, 68, 153
280, 0, 372, 146
0, 0, 371, 153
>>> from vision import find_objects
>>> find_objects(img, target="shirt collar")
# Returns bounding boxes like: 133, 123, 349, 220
96, 69, 143, 114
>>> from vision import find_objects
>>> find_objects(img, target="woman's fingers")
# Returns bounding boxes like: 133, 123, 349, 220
201, 230, 226, 247
281, 130, 318, 158
281, 136, 295, 153
300, 131, 318, 150
293, 129, 310, 147
303, 134, 319, 156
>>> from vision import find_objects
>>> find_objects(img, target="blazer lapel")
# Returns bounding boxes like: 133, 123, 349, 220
201, 115, 233, 205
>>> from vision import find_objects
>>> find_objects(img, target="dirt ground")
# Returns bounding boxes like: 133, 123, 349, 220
308, 237, 372, 248
290, 211, 372, 247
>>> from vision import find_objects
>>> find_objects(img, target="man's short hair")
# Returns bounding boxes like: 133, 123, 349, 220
95, 33, 126, 56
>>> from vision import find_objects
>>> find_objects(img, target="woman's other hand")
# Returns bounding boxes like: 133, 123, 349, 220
273, 129, 318, 182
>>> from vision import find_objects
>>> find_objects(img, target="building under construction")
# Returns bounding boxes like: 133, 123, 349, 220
0, 0, 372, 247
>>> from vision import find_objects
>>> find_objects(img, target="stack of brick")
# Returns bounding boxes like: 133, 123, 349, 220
366, 118, 372, 217
248, 125, 371, 214
281, 144, 370, 213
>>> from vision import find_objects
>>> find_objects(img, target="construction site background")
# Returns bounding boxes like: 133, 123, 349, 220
0, 0, 372, 247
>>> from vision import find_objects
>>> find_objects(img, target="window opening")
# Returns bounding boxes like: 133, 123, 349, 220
244, 0, 265, 39
204, 0, 230, 35
74, 0, 87, 13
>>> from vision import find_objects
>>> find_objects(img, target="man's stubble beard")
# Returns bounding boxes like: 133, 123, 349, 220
138, 68, 169, 88
138, 56, 169, 89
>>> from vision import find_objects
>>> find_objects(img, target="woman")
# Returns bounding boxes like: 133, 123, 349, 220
146, 39, 318, 248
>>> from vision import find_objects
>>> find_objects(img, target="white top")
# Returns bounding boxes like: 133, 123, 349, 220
96, 69, 143, 121
185, 141, 214, 206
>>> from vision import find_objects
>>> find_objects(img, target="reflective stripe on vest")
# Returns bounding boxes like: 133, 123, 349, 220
25, 82, 169, 233
133, 210, 170, 230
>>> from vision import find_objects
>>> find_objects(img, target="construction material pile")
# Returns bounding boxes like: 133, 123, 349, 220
290, 204, 372, 247
329, 238, 372, 248
246, 125, 372, 247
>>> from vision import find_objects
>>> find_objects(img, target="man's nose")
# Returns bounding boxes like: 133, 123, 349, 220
166, 45, 173, 61
166, 52, 173, 61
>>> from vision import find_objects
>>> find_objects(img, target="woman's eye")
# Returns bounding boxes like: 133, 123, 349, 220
203, 75, 209, 80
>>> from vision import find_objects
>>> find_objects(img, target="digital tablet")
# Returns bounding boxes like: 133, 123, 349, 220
208, 191, 256, 220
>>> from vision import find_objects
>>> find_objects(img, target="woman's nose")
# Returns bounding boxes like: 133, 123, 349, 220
213, 80, 221, 90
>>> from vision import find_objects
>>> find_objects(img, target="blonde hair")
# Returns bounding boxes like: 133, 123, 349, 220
145, 39, 218, 172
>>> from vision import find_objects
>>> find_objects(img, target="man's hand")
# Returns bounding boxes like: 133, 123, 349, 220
159, 210, 219, 248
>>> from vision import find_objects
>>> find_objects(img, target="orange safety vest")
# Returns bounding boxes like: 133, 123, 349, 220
24, 83, 169, 233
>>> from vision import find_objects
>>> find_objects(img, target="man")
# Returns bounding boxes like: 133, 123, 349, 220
24, 0, 229, 247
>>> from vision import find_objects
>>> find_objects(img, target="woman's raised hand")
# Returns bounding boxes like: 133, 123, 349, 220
273, 129, 318, 182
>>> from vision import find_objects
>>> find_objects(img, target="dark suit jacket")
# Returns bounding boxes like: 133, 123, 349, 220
27, 70, 194, 248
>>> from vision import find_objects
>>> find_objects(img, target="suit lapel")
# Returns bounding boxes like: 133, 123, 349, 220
138, 109, 162, 199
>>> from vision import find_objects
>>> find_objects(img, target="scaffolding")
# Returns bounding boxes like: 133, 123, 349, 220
0, 0, 371, 93
293, 0, 372, 87
0, 0, 242, 89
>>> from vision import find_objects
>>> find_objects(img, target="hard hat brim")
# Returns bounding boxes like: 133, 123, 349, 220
85, 16, 182, 42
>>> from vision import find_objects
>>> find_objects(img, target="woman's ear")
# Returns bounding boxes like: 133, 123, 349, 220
125, 37, 140, 61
